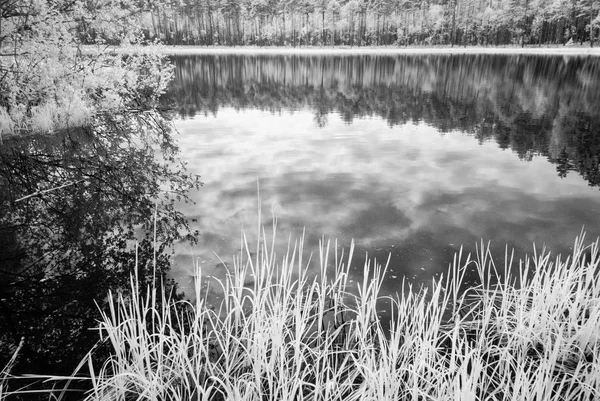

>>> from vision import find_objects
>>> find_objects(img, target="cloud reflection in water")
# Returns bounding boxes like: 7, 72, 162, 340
172, 109, 600, 302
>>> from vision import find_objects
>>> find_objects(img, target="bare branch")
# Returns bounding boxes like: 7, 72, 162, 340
16, 179, 85, 203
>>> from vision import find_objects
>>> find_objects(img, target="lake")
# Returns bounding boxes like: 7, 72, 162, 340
163, 53, 600, 303
1, 51, 599, 394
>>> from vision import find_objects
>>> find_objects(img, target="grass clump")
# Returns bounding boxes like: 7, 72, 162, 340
82, 227, 600, 401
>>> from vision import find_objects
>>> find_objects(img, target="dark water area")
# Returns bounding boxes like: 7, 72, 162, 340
0, 122, 198, 398
162, 53, 600, 303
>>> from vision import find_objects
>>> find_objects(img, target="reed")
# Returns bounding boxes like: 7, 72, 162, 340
75, 222, 600, 401
0, 338, 24, 399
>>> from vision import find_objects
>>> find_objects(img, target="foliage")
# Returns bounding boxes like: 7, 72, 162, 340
0, 0, 173, 136
66, 222, 600, 400
136, 0, 599, 46
0, 0, 202, 396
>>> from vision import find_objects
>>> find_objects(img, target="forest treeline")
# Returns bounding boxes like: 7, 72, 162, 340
136, 0, 600, 46
163, 54, 600, 187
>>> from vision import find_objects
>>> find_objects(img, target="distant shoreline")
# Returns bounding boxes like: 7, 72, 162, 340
153, 45, 600, 56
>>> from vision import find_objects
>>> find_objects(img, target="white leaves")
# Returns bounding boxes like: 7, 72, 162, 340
30, 103, 57, 133
0, 0, 173, 136
0, 107, 15, 136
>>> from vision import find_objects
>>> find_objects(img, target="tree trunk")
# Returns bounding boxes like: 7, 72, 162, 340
522, 0, 529, 47
151, 9, 158, 40
591, 6, 594, 47
241, 17, 245, 44
282, 13, 286, 44
237, 14, 242, 45
292, 13, 296, 47
208, 10, 214, 44
227, 17, 232, 45
332, 13, 336, 45
375, 14, 381, 45
351, 13, 355, 46
322, 10, 325, 45
451, 0, 457, 47
215, 14, 220, 44
306, 13, 310, 45
163, 11, 171, 44
570, 0, 577, 42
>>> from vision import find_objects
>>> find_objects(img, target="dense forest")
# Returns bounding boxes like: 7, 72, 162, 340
135, 0, 600, 46
3, 0, 598, 47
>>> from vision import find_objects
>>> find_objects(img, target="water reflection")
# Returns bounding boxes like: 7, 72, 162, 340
165, 54, 600, 186
169, 105, 600, 305
0, 120, 200, 397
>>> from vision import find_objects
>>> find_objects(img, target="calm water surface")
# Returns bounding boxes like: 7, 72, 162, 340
164, 54, 600, 301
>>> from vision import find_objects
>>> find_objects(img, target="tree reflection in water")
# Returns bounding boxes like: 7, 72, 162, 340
164, 54, 600, 189
0, 113, 201, 396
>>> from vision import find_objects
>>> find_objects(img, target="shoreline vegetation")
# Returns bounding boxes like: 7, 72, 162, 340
1, 0, 202, 396
7, 226, 599, 400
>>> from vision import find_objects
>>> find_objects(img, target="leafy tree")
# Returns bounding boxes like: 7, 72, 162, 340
0, 0, 202, 397
577, 0, 599, 46
0, 0, 172, 136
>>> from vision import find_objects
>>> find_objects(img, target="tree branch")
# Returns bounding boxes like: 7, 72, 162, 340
15, 179, 85, 203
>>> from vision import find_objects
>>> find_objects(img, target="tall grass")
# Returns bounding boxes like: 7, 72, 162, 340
79, 223, 600, 401
0, 338, 24, 399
